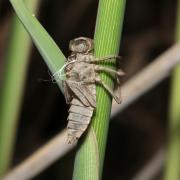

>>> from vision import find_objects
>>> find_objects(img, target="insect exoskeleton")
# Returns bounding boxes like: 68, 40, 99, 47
69, 37, 93, 54
63, 37, 124, 144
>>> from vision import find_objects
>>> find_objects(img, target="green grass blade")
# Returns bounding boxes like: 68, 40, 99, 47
165, 1, 180, 179
0, 0, 39, 175
9, 0, 66, 92
73, 0, 126, 179
93, 0, 126, 171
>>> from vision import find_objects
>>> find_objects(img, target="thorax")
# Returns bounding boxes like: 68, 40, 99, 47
66, 54, 95, 81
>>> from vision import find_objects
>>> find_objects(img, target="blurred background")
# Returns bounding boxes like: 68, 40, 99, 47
0, 0, 178, 179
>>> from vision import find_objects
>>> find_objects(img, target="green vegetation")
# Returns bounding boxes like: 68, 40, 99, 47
0, 0, 39, 175
73, 0, 126, 179
165, 1, 180, 179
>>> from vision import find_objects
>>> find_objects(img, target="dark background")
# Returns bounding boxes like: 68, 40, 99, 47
0, 0, 177, 179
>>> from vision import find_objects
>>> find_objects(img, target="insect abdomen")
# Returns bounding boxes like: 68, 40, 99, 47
67, 98, 94, 144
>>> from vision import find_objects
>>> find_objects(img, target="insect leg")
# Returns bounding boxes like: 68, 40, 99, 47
90, 55, 121, 63
95, 77, 121, 104
115, 76, 122, 104
75, 78, 121, 104
95, 65, 125, 76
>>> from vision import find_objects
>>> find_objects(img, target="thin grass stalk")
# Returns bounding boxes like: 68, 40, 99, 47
164, 1, 180, 179
0, 0, 39, 175
73, 0, 126, 179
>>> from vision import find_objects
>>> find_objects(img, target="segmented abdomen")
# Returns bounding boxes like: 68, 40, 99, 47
67, 98, 94, 144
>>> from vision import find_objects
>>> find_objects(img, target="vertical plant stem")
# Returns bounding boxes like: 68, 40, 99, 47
0, 0, 39, 176
165, 1, 180, 180
73, 0, 126, 179
93, 0, 126, 170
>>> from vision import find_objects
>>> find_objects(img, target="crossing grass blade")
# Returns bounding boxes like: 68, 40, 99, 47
9, 0, 66, 92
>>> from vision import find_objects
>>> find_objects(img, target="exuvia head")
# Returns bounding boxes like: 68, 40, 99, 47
69, 37, 94, 53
